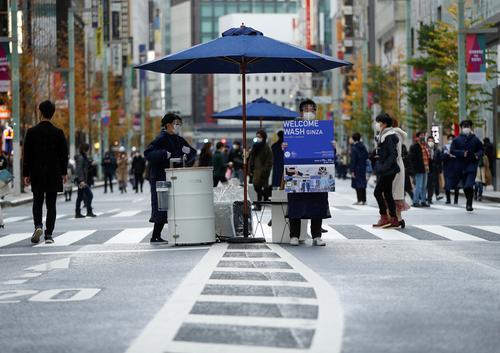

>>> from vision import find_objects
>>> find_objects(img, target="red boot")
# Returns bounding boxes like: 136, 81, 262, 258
386, 217, 400, 229
372, 215, 391, 228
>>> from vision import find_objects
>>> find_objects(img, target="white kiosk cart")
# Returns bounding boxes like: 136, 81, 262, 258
165, 166, 216, 245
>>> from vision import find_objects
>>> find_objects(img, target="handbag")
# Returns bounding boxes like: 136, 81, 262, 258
0, 169, 13, 184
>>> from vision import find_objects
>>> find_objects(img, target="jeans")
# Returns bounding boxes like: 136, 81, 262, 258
104, 173, 113, 192
289, 218, 323, 239
76, 186, 93, 213
134, 173, 144, 192
374, 174, 396, 217
413, 173, 428, 205
33, 191, 57, 235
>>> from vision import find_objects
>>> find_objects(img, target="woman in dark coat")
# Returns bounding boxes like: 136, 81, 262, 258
144, 113, 197, 243
349, 132, 368, 204
271, 131, 285, 188
442, 134, 459, 204
248, 129, 273, 210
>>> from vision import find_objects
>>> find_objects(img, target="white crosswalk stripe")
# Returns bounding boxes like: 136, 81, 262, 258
0, 233, 32, 247
111, 210, 142, 218
321, 224, 348, 240
413, 225, 487, 242
4, 216, 30, 223
35, 230, 97, 247
358, 225, 418, 241
105, 227, 152, 244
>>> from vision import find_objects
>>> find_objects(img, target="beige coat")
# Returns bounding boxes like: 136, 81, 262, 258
476, 155, 492, 185
116, 156, 129, 183
392, 127, 407, 201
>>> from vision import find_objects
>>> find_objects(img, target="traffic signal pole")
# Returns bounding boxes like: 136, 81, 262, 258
11, 0, 21, 195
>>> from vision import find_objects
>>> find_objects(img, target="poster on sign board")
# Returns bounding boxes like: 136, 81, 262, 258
283, 119, 335, 193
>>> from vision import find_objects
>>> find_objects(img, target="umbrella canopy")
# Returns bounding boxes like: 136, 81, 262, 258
212, 97, 299, 122
135, 25, 351, 239
135, 26, 351, 74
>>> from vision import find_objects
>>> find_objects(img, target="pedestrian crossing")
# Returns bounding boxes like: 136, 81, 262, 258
0, 223, 499, 249
1, 202, 499, 227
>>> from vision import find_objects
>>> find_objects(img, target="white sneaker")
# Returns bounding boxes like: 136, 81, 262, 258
313, 238, 326, 246
289, 237, 299, 246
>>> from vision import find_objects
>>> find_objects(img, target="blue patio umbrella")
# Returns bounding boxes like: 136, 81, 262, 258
135, 25, 351, 239
212, 97, 299, 128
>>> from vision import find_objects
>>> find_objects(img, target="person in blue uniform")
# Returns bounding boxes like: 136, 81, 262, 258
349, 132, 369, 205
285, 99, 330, 247
144, 113, 197, 243
450, 120, 483, 211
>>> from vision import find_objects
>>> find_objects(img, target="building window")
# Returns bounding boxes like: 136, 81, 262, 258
282, 102, 286, 107
255, 76, 260, 82
281, 76, 285, 82
201, 20, 212, 33
253, 2, 264, 12
437, 6, 442, 21
264, 89, 269, 94
273, 89, 277, 95
237, 76, 241, 81
227, 3, 238, 13
256, 89, 260, 95
273, 76, 277, 82
238, 89, 241, 95
264, 3, 275, 13
247, 89, 250, 94
281, 89, 285, 94
201, 4, 212, 17
240, 3, 251, 13
214, 3, 225, 16
264, 76, 268, 82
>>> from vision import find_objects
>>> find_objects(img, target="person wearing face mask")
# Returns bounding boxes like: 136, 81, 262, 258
372, 113, 400, 228
248, 130, 273, 211
144, 113, 197, 243
284, 99, 330, 246
450, 120, 484, 211
442, 134, 460, 204
131, 151, 146, 193
212, 141, 228, 187
426, 136, 443, 204
228, 141, 244, 184
409, 131, 430, 207
349, 132, 369, 205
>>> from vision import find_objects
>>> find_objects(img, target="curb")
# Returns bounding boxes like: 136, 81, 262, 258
0, 181, 107, 208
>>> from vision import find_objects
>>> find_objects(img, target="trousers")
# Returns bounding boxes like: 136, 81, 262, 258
33, 191, 57, 235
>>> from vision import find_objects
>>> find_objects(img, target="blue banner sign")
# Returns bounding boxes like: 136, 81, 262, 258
284, 120, 335, 193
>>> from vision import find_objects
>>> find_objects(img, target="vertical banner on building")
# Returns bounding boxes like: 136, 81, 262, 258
283, 120, 336, 193
305, 0, 311, 49
96, 4, 104, 60
54, 71, 69, 109
111, 42, 122, 76
0, 43, 10, 93
91, 0, 99, 28
466, 34, 487, 84
111, 1, 121, 40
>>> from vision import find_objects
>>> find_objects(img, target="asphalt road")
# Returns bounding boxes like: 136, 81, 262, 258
1, 179, 499, 353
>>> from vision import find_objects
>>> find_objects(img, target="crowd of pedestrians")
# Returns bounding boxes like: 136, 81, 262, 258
346, 114, 492, 229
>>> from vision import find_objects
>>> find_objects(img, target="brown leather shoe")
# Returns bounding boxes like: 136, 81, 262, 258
373, 215, 391, 228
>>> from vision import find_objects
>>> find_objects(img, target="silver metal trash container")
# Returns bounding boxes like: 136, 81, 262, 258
156, 181, 170, 211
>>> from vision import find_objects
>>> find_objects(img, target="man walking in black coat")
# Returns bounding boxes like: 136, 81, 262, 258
131, 151, 146, 193
23, 101, 68, 244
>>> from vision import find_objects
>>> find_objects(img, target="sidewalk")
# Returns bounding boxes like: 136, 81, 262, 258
482, 188, 500, 203
0, 181, 106, 208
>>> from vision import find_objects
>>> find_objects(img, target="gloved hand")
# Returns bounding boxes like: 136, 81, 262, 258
181, 146, 191, 154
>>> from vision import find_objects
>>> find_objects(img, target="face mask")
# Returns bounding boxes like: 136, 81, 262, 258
447, 140, 453, 145
255, 137, 263, 143
428, 141, 435, 148
173, 124, 181, 135
462, 127, 471, 135
233, 145, 239, 150
375, 122, 382, 132
303, 112, 315, 120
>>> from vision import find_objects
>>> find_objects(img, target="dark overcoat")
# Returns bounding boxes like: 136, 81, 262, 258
23, 121, 68, 193
271, 140, 284, 187
450, 133, 483, 188
350, 142, 368, 189
144, 129, 197, 224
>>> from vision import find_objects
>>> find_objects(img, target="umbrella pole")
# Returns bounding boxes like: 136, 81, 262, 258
260, 117, 262, 129
241, 65, 249, 237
